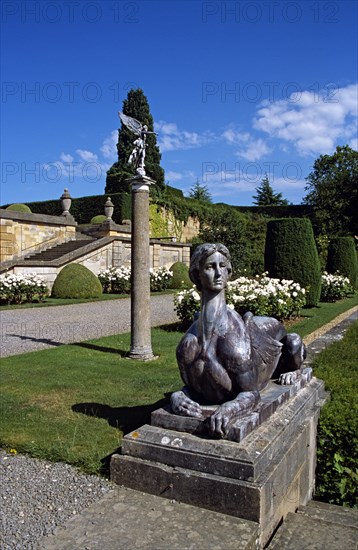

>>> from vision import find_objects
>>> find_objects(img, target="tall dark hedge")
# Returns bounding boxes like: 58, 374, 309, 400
13, 193, 131, 225
326, 237, 358, 288
264, 218, 321, 306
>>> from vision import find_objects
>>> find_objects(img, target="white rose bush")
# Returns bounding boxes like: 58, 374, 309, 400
98, 266, 131, 294
98, 265, 173, 294
0, 272, 49, 305
320, 272, 352, 302
149, 266, 173, 292
174, 286, 201, 327
227, 274, 306, 320
174, 273, 307, 326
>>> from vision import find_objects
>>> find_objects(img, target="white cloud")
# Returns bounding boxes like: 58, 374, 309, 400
76, 149, 98, 162
165, 170, 184, 182
155, 120, 214, 152
60, 152, 74, 163
254, 83, 358, 156
221, 129, 272, 161
100, 130, 118, 160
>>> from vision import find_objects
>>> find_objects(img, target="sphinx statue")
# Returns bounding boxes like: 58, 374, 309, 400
171, 243, 307, 437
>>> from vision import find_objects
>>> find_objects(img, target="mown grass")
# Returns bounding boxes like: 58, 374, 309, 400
285, 293, 357, 338
0, 295, 356, 477
0, 328, 182, 474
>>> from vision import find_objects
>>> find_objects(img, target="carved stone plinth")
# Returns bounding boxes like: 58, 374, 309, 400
110, 377, 327, 548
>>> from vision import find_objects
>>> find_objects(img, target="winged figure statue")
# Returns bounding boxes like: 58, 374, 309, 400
118, 111, 156, 177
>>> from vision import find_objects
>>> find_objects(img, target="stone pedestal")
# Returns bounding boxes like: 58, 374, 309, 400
128, 175, 155, 360
111, 377, 327, 547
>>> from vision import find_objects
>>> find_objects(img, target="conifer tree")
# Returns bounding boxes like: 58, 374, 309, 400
252, 175, 288, 206
105, 88, 165, 195
188, 179, 212, 203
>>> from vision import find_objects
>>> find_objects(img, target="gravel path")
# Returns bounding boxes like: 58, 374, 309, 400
0, 450, 112, 550
0, 294, 179, 358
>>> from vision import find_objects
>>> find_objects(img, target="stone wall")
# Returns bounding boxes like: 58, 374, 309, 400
0, 209, 77, 263
11, 238, 191, 290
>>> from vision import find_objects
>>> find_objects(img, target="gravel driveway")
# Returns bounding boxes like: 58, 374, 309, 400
0, 294, 179, 358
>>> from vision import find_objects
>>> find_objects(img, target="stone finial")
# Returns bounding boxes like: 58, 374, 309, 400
60, 188, 72, 215
104, 197, 114, 220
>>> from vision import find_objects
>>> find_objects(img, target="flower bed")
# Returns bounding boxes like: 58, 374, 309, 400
98, 266, 173, 293
320, 272, 353, 302
174, 274, 306, 326
0, 272, 49, 305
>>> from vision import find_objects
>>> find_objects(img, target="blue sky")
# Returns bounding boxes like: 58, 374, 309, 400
1, 0, 357, 207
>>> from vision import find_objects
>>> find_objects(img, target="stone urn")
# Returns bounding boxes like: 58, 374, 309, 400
104, 197, 114, 220
60, 188, 72, 215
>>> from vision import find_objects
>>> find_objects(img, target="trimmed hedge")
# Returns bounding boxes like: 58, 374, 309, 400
90, 215, 107, 225
51, 264, 102, 299
264, 218, 321, 306
11, 193, 132, 225
169, 262, 192, 289
326, 237, 358, 289
6, 203, 32, 213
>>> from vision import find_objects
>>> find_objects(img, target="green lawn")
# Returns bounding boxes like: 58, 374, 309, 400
0, 295, 357, 476
0, 328, 182, 474
286, 293, 358, 337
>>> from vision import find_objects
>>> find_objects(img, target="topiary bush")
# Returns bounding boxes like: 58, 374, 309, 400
90, 215, 107, 225
6, 203, 32, 213
51, 264, 102, 299
264, 218, 321, 307
326, 236, 358, 289
169, 262, 192, 289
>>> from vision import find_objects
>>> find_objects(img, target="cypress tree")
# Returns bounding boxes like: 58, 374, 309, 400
105, 88, 165, 195
326, 236, 358, 288
264, 218, 321, 306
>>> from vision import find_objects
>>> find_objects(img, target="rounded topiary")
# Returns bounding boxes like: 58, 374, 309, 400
264, 218, 321, 306
6, 203, 32, 213
51, 263, 102, 299
90, 214, 107, 225
169, 261, 192, 289
326, 237, 358, 288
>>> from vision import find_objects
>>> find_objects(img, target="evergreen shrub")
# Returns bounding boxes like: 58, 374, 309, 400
264, 218, 321, 306
90, 215, 107, 225
169, 262, 192, 289
51, 264, 102, 299
326, 236, 358, 289
6, 203, 32, 213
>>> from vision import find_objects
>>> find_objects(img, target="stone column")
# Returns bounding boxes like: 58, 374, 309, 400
128, 175, 155, 360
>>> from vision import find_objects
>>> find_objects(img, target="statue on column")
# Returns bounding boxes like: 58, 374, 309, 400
118, 112, 156, 177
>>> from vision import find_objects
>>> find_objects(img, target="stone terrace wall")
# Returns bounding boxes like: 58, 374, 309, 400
0, 209, 77, 263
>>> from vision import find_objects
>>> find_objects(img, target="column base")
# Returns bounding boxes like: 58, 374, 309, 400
128, 346, 157, 361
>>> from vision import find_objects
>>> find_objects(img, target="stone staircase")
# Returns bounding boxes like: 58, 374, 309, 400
23, 238, 96, 262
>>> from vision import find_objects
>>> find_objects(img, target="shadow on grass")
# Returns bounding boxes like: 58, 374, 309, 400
72, 395, 171, 433
72, 395, 172, 477
70, 342, 129, 357
157, 321, 186, 332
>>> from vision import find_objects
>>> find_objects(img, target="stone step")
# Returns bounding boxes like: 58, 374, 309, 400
297, 499, 358, 529
267, 505, 358, 549
37, 486, 259, 550
24, 240, 94, 261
